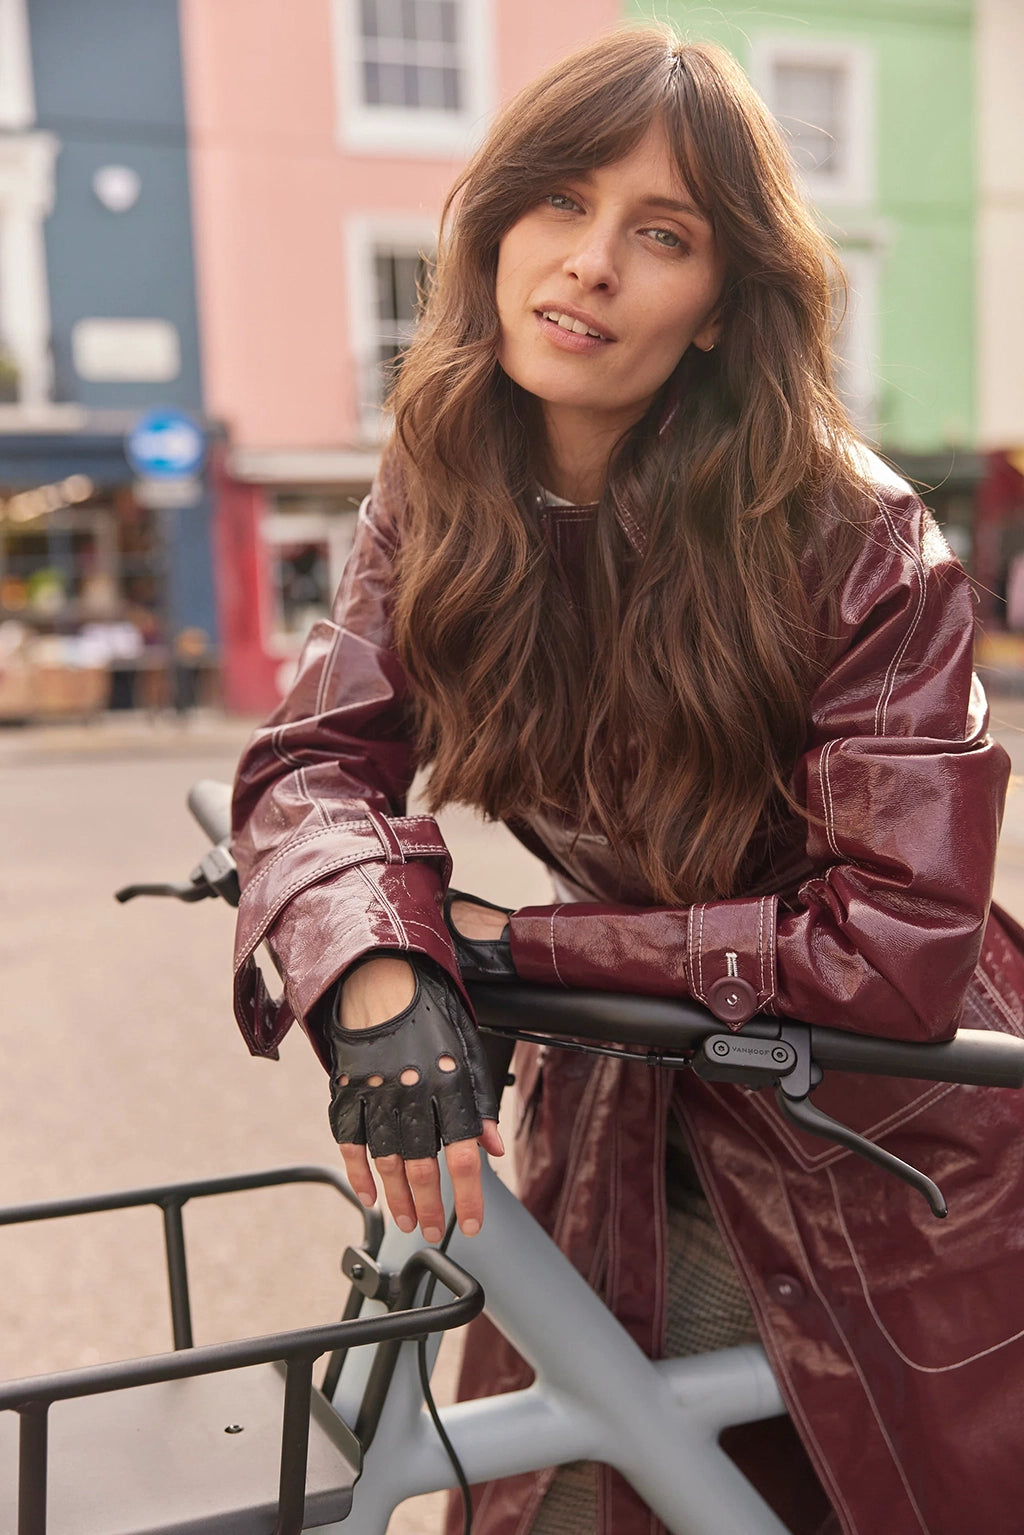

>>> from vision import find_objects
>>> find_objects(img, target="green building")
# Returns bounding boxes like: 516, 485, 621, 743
633, 0, 977, 544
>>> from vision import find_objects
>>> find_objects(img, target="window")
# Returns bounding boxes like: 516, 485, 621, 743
751, 37, 875, 206
263, 496, 360, 652
0, 0, 34, 130
0, 133, 57, 406
332, 0, 493, 155
360, 0, 462, 113
347, 216, 436, 438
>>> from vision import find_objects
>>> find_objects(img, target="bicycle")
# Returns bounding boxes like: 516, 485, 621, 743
2, 777, 1023, 1535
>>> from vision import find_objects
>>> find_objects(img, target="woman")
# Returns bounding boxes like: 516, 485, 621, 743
230, 28, 1024, 1535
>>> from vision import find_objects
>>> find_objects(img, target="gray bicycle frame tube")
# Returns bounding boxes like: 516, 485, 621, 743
314, 1157, 788, 1535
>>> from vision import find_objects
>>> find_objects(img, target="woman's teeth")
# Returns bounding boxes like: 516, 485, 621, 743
542, 311, 605, 339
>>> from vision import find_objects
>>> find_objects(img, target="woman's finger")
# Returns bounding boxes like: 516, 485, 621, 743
373, 1152, 420, 1233
403, 1154, 447, 1242
338, 1141, 378, 1208
479, 1119, 505, 1158
444, 1136, 486, 1235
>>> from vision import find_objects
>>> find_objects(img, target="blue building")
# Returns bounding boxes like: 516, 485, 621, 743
0, 0, 215, 714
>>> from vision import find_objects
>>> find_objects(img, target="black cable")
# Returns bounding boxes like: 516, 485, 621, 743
417, 1209, 474, 1535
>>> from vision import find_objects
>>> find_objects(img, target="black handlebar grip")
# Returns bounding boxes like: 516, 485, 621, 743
187, 779, 232, 846
808, 1025, 1024, 1089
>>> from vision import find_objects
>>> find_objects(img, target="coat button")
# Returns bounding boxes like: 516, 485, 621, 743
707, 976, 757, 1025
767, 1273, 806, 1308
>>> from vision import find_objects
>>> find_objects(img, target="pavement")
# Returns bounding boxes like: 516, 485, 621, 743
3, 698, 1024, 1533
0, 706, 551, 1535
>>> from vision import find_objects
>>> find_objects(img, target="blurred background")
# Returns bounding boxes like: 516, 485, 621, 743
0, 0, 1022, 717
1, 3, 1023, 1528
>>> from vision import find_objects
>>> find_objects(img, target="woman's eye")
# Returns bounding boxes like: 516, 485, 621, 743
545, 193, 579, 212
646, 227, 685, 250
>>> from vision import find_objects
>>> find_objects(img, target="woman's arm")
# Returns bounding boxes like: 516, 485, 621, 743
230, 466, 463, 1060
230, 461, 501, 1238
507, 486, 1009, 1042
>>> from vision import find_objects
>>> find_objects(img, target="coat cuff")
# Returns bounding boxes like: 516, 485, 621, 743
232, 812, 460, 1064
509, 895, 778, 1029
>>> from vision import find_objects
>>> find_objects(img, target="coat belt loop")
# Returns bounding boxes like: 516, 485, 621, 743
365, 807, 406, 864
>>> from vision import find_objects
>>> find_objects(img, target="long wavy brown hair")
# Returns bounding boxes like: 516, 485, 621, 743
389, 27, 871, 905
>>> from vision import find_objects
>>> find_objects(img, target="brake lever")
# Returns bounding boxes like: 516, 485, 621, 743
115, 842, 241, 909
694, 1022, 948, 1218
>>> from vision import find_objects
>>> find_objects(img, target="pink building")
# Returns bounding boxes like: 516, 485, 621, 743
179, 0, 618, 713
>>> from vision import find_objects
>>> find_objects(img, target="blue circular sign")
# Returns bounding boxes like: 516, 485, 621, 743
126, 408, 205, 479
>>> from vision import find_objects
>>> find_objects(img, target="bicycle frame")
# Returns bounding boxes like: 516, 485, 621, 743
321, 1156, 789, 1535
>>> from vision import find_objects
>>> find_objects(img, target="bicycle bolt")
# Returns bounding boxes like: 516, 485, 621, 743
350, 1262, 365, 1280
771, 1047, 791, 1064
711, 1039, 730, 1057
224, 1425, 244, 1434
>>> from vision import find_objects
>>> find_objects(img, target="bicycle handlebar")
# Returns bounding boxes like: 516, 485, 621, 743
469, 983, 1024, 1090
188, 778, 232, 844
179, 778, 1024, 1092
115, 778, 1024, 1216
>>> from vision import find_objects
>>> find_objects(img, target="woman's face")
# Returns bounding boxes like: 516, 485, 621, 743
495, 122, 724, 451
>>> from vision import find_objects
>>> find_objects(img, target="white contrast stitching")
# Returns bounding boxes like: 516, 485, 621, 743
360, 862, 407, 948
763, 897, 778, 1009
693, 904, 706, 1002
705, 1087, 931, 1533
974, 965, 1023, 1033
874, 500, 927, 738
820, 738, 843, 859
548, 904, 566, 986
239, 820, 446, 902
314, 624, 343, 718
683, 1093, 858, 1533
828, 1165, 1024, 1374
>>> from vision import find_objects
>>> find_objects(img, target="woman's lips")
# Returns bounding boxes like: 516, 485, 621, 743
534, 310, 613, 352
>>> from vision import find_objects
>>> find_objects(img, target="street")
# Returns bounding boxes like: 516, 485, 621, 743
3, 700, 1024, 1532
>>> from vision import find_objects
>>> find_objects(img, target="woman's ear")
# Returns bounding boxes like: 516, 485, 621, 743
693, 314, 722, 353
693, 293, 724, 353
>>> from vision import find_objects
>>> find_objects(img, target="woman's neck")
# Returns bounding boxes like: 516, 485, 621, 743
539, 403, 640, 504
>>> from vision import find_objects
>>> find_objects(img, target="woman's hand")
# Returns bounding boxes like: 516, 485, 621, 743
449, 899, 511, 941
332, 956, 503, 1243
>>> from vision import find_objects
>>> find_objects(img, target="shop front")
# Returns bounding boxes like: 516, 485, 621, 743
0, 422, 218, 720
214, 448, 378, 717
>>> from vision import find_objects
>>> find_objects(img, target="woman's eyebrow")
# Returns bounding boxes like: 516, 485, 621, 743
641, 194, 711, 224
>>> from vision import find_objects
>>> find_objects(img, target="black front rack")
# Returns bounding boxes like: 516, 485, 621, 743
0, 1165, 483, 1535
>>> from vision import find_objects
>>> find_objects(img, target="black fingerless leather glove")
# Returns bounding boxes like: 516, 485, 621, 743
328, 960, 499, 1160
444, 889, 517, 982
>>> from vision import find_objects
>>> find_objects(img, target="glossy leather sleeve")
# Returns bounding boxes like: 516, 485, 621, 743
509, 487, 1010, 1042
230, 461, 462, 1066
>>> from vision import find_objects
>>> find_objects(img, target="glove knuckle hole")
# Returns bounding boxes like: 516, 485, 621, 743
367, 1074, 385, 1087
437, 1054, 457, 1074
338, 1073, 350, 1087
400, 1067, 420, 1085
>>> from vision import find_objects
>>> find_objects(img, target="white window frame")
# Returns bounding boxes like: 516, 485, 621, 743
262, 502, 360, 656
750, 35, 875, 207
346, 213, 437, 441
832, 243, 883, 435
0, 0, 34, 130
0, 132, 57, 406
330, 0, 494, 156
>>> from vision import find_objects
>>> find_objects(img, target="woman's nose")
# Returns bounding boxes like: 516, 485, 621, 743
562, 228, 620, 293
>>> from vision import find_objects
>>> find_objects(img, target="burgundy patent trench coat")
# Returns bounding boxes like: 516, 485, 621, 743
231, 451, 1024, 1535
